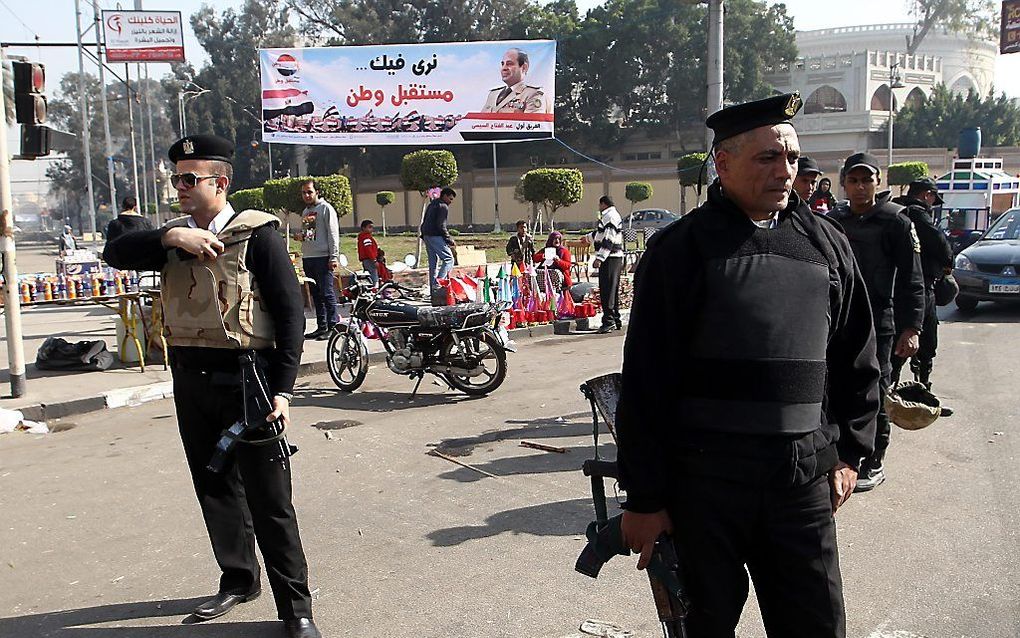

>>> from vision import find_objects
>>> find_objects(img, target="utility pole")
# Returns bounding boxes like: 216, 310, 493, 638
705, 0, 724, 152
125, 64, 140, 206
144, 64, 160, 224
1, 51, 27, 397
492, 143, 501, 233
134, 63, 149, 216
887, 61, 903, 171
93, 0, 116, 245
74, 0, 98, 252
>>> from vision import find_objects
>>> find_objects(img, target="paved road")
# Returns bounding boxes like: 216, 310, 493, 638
1, 307, 1018, 638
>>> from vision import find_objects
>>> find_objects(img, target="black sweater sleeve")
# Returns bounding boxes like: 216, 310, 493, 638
615, 226, 696, 513
826, 238, 881, 471
247, 226, 305, 396
102, 228, 170, 271
893, 220, 926, 333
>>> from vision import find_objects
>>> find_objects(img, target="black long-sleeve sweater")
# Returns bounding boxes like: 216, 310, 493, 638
616, 184, 881, 513
103, 224, 305, 396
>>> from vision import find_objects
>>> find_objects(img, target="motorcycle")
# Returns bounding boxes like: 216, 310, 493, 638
326, 255, 513, 397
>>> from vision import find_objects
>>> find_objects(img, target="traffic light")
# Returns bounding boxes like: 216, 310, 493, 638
12, 61, 49, 158
12, 61, 45, 125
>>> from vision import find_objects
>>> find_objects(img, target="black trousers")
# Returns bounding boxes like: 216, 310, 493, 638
872, 333, 894, 463
599, 256, 624, 328
892, 291, 938, 382
667, 473, 844, 637
172, 370, 312, 620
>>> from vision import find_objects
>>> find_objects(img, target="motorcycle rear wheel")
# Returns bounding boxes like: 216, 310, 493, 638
441, 330, 508, 396
327, 328, 369, 392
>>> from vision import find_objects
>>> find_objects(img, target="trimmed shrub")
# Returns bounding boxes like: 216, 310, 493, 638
228, 187, 266, 211
625, 182, 653, 209
677, 152, 709, 187
520, 168, 584, 231
399, 150, 458, 193
375, 191, 395, 207
887, 161, 931, 186
263, 175, 353, 216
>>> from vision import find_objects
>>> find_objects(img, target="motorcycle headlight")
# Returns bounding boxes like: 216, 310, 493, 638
955, 254, 977, 272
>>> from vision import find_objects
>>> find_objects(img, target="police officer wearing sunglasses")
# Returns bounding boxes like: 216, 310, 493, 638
103, 134, 320, 638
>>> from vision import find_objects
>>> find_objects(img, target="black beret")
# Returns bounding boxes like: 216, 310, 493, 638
168, 134, 234, 164
706, 92, 803, 147
797, 156, 823, 176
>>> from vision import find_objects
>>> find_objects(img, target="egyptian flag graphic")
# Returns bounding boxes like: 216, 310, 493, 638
262, 87, 315, 121
273, 53, 299, 77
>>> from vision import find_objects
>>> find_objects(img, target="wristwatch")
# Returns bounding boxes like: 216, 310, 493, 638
275, 392, 294, 403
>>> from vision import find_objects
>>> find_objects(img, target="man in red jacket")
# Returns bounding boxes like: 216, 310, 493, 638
357, 220, 380, 286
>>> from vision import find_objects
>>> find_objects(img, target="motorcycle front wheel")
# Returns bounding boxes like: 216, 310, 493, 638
441, 330, 508, 396
327, 326, 369, 392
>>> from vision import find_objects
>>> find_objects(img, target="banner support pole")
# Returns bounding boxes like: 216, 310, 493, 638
492, 143, 501, 234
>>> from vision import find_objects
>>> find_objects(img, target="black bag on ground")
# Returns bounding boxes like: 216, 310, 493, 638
35, 337, 115, 372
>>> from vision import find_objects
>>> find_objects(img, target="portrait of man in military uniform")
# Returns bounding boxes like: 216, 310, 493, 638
481, 48, 548, 114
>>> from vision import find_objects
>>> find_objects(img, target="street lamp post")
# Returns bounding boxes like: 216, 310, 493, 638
177, 89, 210, 137
887, 60, 905, 170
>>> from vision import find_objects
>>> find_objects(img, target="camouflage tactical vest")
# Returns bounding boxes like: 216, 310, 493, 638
161, 209, 279, 350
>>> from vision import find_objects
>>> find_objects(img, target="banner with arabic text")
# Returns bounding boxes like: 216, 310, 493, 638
259, 40, 555, 146
101, 11, 185, 62
1002, 0, 1020, 54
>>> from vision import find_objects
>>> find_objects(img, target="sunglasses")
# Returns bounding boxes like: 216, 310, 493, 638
170, 172, 221, 189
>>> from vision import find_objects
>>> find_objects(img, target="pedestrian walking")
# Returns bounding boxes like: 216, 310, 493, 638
104, 196, 154, 243
831, 152, 925, 493
505, 219, 535, 271
357, 219, 380, 286
103, 134, 320, 638
891, 177, 954, 391
584, 196, 624, 333
615, 94, 881, 638
421, 187, 457, 305
295, 179, 341, 340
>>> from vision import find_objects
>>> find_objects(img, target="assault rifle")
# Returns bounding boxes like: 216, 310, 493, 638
207, 351, 295, 473
576, 375, 690, 638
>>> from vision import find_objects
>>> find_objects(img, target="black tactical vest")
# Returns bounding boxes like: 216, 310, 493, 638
677, 217, 832, 436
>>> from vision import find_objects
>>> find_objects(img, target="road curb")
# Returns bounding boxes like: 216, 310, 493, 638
14, 316, 622, 422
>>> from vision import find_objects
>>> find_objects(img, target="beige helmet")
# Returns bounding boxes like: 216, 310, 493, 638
886, 381, 942, 431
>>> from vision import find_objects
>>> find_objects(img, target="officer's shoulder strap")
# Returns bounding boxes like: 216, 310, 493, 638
221, 209, 280, 236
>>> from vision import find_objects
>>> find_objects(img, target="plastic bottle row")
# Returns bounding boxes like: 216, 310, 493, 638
19, 269, 142, 303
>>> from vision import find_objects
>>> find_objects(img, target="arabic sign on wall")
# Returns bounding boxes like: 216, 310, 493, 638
1003, 0, 1020, 54
259, 40, 556, 146
101, 10, 185, 63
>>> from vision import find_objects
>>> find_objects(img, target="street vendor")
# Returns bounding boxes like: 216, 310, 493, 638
533, 230, 573, 291
102, 134, 320, 638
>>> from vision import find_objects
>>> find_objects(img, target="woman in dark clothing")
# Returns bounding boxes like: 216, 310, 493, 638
808, 177, 836, 213
533, 231, 573, 291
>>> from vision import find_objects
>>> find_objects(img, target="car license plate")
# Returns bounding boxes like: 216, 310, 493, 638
989, 283, 1020, 294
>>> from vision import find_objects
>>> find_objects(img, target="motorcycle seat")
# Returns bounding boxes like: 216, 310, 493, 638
417, 303, 492, 328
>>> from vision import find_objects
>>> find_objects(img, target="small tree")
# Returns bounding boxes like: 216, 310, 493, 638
263, 175, 353, 216
677, 152, 708, 213
520, 168, 583, 233
887, 162, 931, 193
400, 150, 458, 263
375, 191, 395, 236
624, 182, 653, 227
228, 187, 266, 212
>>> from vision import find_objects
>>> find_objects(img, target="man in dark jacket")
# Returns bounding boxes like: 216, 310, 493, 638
831, 152, 925, 492
421, 188, 457, 304
892, 178, 954, 390
105, 196, 154, 243
617, 93, 880, 637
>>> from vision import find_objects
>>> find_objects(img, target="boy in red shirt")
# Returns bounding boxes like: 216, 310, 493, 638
376, 249, 393, 283
357, 220, 380, 286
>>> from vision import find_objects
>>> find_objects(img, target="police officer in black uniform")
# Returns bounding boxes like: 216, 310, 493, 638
103, 135, 321, 638
616, 94, 881, 638
891, 178, 954, 391
831, 153, 925, 493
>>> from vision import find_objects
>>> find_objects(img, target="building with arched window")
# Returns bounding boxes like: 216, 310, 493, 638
764, 23, 997, 160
